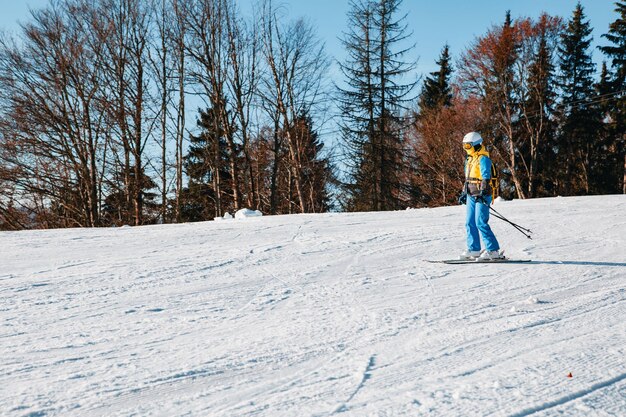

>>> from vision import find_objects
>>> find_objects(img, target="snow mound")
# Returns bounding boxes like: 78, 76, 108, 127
214, 212, 233, 221
235, 208, 263, 219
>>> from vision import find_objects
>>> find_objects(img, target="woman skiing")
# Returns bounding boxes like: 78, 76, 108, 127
458, 132, 504, 260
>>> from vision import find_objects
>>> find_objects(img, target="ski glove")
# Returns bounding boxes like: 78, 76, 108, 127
479, 180, 491, 197
458, 192, 467, 205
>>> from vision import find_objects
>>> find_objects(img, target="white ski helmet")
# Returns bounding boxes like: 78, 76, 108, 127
462, 132, 483, 147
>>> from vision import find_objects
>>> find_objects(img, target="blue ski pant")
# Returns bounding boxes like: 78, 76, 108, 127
466, 196, 500, 252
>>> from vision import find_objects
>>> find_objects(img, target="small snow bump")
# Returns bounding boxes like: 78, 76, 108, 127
525, 296, 539, 304
215, 212, 234, 221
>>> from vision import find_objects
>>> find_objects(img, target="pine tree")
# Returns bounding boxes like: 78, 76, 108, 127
338, 0, 416, 212
182, 108, 233, 221
338, 0, 382, 211
418, 44, 452, 114
592, 62, 621, 193
600, 1, 626, 193
556, 2, 601, 195
102, 166, 159, 226
288, 114, 334, 213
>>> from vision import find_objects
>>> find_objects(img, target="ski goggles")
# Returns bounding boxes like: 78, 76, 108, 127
463, 142, 474, 150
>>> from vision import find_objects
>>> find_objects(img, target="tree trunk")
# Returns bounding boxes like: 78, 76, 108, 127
174, 0, 186, 223
270, 119, 280, 215
378, 3, 387, 211
159, 0, 168, 224
506, 131, 526, 200
622, 154, 626, 194
528, 132, 538, 198
283, 126, 306, 213
133, 42, 145, 226
214, 135, 222, 218
225, 129, 241, 211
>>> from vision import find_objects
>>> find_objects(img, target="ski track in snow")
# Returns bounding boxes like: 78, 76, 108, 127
1, 195, 625, 416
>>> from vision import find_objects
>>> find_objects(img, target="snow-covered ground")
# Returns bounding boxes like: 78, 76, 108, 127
1, 195, 625, 417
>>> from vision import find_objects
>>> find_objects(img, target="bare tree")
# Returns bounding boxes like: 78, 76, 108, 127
171, 0, 187, 222
408, 96, 483, 206
0, 1, 110, 227
224, 0, 260, 209
0, 0, 337, 229
99, 0, 155, 225
148, 0, 174, 223
260, 0, 330, 213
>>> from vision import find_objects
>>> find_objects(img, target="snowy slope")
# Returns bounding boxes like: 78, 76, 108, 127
1, 195, 625, 417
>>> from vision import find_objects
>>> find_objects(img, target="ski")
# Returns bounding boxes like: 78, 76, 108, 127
427, 259, 532, 264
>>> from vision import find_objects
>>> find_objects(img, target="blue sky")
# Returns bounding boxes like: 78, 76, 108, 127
236, 0, 616, 76
1, 0, 618, 79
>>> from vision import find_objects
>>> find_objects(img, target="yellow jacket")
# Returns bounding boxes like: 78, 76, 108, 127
464, 147, 493, 196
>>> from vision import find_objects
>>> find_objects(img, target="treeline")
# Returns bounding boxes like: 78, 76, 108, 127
0, 0, 333, 229
0, 0, 624, 230
341, 0, 626, 210
407, 3, 626, 206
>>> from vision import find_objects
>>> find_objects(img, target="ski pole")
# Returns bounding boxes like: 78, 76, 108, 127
488, 205, 532, 233
489, 210, 533, 239
488, 205, 533, 239
474, 196, 533, 239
